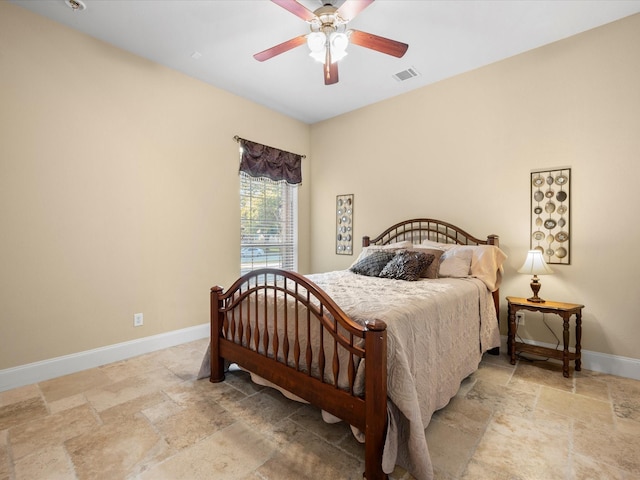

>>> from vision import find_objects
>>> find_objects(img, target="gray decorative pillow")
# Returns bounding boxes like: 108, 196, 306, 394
350, 250, 396, 277
379, 251, 435, 281
403, 247, 444, 278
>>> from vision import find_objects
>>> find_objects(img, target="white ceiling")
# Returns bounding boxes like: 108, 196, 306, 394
11, 0, 640, 124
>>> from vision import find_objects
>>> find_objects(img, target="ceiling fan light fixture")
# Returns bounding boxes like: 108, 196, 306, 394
330, 32, 349, 53
307, 32, 326, 63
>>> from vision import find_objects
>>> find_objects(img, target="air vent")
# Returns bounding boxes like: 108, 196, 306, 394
392, 67, 420, 82
65, 0, 86, 11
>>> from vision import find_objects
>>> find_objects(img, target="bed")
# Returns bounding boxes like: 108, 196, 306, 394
204, 218, 504, 480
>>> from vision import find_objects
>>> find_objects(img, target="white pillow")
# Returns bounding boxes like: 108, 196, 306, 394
437, 244, 507, 291
421, 239, 455, 251
438, 248, 473, 277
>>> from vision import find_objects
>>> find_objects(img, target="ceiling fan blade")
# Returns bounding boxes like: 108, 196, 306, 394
324, 48, 339, 85
253, 35, 307, 62
349, 29, 408, 58
336, 0, 374, 21
271, 0, 316, 22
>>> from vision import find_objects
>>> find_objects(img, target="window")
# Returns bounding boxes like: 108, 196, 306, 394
240, 171, 297, 274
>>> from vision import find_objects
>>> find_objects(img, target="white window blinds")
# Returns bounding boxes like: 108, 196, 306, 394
240, 171, 298, 275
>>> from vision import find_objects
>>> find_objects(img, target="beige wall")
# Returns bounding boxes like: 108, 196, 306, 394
2, 2, 638, 371
310, 14, 640, 360
0, 3, 311, 369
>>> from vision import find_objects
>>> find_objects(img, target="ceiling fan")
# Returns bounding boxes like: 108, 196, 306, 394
254, 0, 409, 85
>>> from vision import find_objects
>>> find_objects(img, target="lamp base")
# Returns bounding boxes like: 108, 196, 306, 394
527, 275, 545, 303
526, 296, 546, 303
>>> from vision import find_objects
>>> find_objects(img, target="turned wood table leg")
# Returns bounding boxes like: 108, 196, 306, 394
508, 305, 516, 364
575, 311, 582, 371
562, 314, 570, 378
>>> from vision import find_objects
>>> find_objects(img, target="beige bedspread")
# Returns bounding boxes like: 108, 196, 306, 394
201, 271, 500, 480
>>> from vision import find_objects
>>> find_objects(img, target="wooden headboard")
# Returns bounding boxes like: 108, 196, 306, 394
363, 218, 499, 248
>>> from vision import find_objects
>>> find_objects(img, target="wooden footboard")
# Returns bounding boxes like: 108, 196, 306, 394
210, 218, 501, 478
210, 269, 388, 480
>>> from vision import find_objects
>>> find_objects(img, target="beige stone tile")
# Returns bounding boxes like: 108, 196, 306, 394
225, 388, 305, 434
39, 368, 111, 403
84, 367, 180, 412
336, 425, 365, 459
0, 440, 10, 480
65, 414, 167, 480
223, 368, 267, 396
9, 404, 98, 461
460, 458, 523, 480
455, 374, 478, 398
471, 412, 570, 479
573, 374, 611, 402
256, 418, 363, 480
154, 343, 207, 380
389, 463, 412, 480
469, 361, 514, 387
480, 351, 516, 369
607, 374, 640, 423
0, 396, 48, 431
98, 391, 167, 424
512, 360, 575, 391
426, 418, 480, 478
614, 415, 640, 436
571, 453, 626, 480
528, 406, 572, 430
141, 397, 185, 423
0, 384, 40, 407
465, 379, 537, 418
140, 421, 277, 480
288, 404, 352, 444
505, 372, 543, 396
573, 418, 640, 475
164, 377, 247, 411
13, 445, 76, 480
239, 472, 263, 480
98, 352, 164, 383
537, 386, 614, 426
47, 392, 87, 414
431, 395, 493, 436
153, 398, 234, 451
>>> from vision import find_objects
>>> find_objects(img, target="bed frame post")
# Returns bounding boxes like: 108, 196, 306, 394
210, 286, 226, 383
364, 319, 388, 480
486, 234, 501, 355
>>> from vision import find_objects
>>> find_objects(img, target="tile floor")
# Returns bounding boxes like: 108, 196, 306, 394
1, 338, 639, 480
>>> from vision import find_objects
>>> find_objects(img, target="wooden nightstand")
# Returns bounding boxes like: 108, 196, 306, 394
507, 296, 585, 378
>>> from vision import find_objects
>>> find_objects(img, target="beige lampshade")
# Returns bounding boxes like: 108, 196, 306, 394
518, 250, 554, 275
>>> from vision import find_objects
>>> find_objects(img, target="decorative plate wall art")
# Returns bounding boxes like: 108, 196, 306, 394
336, 194, 354, 255
530, 168, 570, 264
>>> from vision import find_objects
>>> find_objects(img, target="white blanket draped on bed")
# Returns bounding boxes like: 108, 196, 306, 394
200, 270, 500, 480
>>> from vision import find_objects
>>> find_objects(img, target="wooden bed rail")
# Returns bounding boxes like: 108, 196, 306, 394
210, 268, 388, 479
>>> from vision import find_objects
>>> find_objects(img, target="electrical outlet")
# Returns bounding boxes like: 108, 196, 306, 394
515, 311, 525, 326
134, 313, 144, 327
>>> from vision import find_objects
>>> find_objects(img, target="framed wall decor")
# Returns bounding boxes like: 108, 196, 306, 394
529, 168, 571, 265
336, 194, 353, 255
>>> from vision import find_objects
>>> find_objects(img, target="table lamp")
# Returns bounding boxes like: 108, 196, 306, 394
518, 250, 554, 303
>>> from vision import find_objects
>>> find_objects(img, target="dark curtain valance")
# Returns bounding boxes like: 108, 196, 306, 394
237, 137, 303, 185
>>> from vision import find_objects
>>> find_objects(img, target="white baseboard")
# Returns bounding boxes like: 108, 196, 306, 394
2, 329, 638, 393
500, 335, 640, 381
0, 323, 210, 393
